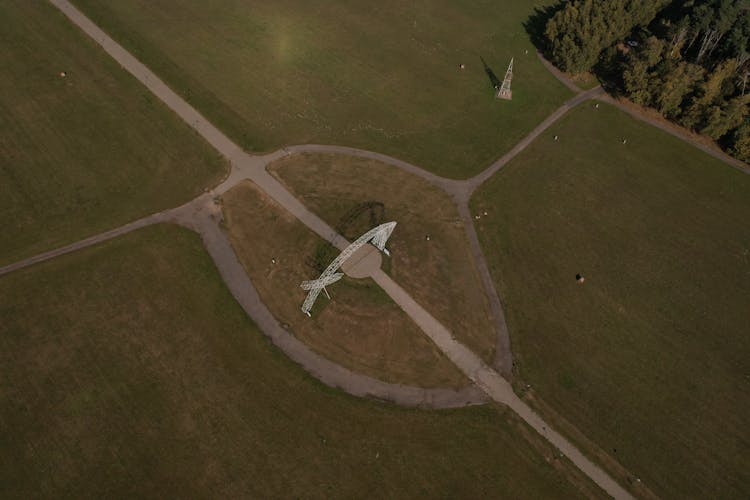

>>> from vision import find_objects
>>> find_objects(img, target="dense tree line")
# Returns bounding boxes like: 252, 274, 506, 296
543, 0, 750, 162
544, 0, 672, 73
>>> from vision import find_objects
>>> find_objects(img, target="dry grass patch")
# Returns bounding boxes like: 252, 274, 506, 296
0, 223, 599, 498
268, 153, 496, 362
221, 181, 466, 388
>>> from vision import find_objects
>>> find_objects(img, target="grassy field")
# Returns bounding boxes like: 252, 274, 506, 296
70, 0, 572, 178
222, 181, 466, 388
0, 0, 225, 267
0, 223, 603, 498
471, 102, 750, 499
269, 153, 497, 362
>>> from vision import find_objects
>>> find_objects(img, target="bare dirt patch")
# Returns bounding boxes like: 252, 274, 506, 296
268, 153, 496, 362
221, 181, 466, 388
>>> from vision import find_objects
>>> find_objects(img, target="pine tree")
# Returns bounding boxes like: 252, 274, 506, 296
729, 123, 750, 161
655, 61, 704, 118
701, 95, 749, 139
680, 59, 737, 129
544, 0, 671, 72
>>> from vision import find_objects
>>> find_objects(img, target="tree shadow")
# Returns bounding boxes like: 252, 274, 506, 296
480, 56, 501, 89
593, 46, 626, 96
523, 3, 565, 54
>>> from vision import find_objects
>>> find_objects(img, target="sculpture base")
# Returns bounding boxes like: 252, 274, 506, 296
496, 89, 512, 100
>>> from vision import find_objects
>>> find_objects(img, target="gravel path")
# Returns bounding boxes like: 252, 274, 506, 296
5, 1, 692, 496
181, 198, 488, 408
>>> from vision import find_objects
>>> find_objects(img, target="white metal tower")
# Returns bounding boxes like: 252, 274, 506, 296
300, 222, 396, 316
497, 57, 513, 100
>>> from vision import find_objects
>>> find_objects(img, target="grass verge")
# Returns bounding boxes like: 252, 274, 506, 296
269, 152, 497, 362
70, 0, 571, 178
0, 223, 600, 498
0, 0, 226, 266
471, 102, 750, 499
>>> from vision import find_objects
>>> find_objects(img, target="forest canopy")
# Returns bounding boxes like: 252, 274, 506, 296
542, 0, 750, 162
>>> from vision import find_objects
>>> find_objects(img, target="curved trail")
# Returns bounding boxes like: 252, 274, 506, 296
179, 198, 489, 408
536, 50, 583, 93
281, 86, 599, 375
3, 0, 687, 497
0, 193, 487, 408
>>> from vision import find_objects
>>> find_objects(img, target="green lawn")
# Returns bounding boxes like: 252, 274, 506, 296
70, 0, 571, 178
0, 0, 225, 266
471, 102, 750, 499
0, 224, 599, 498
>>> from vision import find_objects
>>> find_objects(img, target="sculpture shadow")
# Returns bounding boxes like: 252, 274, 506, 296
480, 56, 501, 89
335, 201, 385, 241
305, 201, 386, 274
306, 241, 339, 275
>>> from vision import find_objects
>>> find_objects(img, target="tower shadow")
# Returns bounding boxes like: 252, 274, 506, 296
480, 56, 501, 89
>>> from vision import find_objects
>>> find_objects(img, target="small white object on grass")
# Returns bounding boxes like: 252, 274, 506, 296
60, 71, 66, 78
622, 139, 627, 144
483, 211, 488, 216
474, 215, 480, 220
425, 235, 430, 241
459, 63, 465, 70
554, 135, 559, 141
595, 103, 600, 108
271, 258, 277, 265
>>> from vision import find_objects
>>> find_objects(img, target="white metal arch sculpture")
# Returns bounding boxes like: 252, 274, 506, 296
300, 222, 396, 316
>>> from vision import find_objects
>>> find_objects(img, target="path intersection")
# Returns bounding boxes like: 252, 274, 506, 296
11, 0, 748, 497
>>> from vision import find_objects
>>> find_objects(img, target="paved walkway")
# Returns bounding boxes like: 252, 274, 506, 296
181, 198, 488, 408
12, 1, 733, 497
372, 269, 632, 499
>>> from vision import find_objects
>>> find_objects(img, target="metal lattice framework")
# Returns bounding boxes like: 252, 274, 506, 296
300, 222, 396, 315
497, 57, 513, 100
